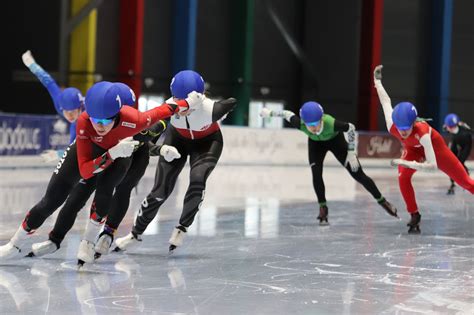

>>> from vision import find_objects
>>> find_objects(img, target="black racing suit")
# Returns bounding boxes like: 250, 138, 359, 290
132, 98, 237, 235
447, 124, 472, 188
47, 121, 168, 246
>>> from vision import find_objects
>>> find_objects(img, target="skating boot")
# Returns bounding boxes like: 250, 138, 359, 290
378, 198, 398, 218
77, 240, 95, 267
0, 243, 22, 260
447, 183, 455, 195
407, 212, 421, 234
317, 205, 329, 226
169, 226, 187, 253
0, 225, 30, 260
113, 232, 142, 252
27, 239, 59, 257
94, 230, 114, 258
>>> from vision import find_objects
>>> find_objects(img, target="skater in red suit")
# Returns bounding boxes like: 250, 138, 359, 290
374, 65, 474, 233
0, 81, 199, 261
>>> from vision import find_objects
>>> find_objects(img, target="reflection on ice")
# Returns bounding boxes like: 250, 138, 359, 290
0, 166, 472, 314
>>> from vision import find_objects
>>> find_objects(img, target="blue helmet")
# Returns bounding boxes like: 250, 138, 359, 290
392, 102, 418, 130
300, 101, 324, 126
444, 113, 459, 127
170, 70, 205, 99
58, 87, 83, 111
114, 82, 136, 106
85, 81, 123, 119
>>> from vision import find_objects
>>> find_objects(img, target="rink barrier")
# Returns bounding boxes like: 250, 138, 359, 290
0, 113, 472, 168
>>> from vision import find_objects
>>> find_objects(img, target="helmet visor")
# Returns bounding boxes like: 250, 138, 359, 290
90, 116, 115, 125
305, 120, 321, 127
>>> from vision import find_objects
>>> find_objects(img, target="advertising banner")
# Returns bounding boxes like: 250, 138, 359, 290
0, 113, 70, 155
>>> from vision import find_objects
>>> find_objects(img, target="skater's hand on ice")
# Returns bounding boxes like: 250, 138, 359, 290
108, 137, 139, 159
40, 150, 60, 163
160, 145, 181, 162
374, 65, 383, 81
22, 50, 36, 67
345, 151, 360, 172
259, 108, 273, 118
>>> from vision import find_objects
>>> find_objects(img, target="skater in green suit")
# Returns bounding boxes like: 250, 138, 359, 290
260, 101, 398, 224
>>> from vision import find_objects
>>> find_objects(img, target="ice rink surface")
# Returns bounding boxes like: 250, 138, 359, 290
0, 162, 473, 314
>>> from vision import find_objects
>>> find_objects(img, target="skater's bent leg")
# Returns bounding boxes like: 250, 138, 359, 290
398, 166, 418, 213
26, 143, 82, 230
308, 140, 328, 205
133, 156, 187, 235
179, 150, 222, 227
437, 149, 474, 194
49, 178, 97, 244
93, 157, 132, 219
106, 144, 150, 231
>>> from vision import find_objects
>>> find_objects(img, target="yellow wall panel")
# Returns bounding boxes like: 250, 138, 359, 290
69, 0, 97, 94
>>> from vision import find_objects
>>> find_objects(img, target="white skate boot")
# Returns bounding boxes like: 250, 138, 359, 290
169, 226, 187, 253
95, 232, 113, 256
0, 225, 30, 260
28, 240, 59, 257
113, 232, 142, 252
0, 243, 23, 260
77, 240, 95, 266
77, 218, 104, 266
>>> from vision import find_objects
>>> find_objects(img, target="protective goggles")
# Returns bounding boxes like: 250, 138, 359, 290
305, 120, 321, 127
90, 116, 115, 125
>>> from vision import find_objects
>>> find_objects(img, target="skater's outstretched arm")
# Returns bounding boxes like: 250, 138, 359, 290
133, 119, 168, 143
391, 132, 437, 172
22, 50, 63, 116
334, 120, 360, 171
259, 108, 301, 128
211, 97, 238, 122
334, 121, 357, 151
373, 65, 393, 131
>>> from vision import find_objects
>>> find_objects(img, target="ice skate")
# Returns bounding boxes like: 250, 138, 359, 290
378, 198, 398, 218
317, 205, 329, 226
447, 183, 455, 195
0, 242, 23, 260
77, 240, 95, 266
407, 212, 421, 234
113, 232, 142, 252
95, 231, 113, 256
169, 226, 187, 253
27, 239, 59, 257
0, 226, 30, 260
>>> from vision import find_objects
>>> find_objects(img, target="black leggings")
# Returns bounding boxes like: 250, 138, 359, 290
133, 127, 223, 235
308, 133, 382, 205
48, 143, 150, 244
24, 142, 132, 233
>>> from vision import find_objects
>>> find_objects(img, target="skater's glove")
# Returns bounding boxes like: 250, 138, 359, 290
22, 50, 36, 67
345, 151, 360, 172
185, 91, 205, 111
108, 137, 139, 160
391, 159, 436, 172
160, 145, 181, 162
40, 149, 60, 163
259, 108, 273, 118
373, 65, 383, 82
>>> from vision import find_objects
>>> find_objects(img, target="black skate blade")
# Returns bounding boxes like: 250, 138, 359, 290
94, 252, 102, 260
168, 245, 177, 254
113, 246, 122, 252
25, 251, 35, 258
408, 226, 421, 234
319, 220, 330, 226
77, 259, 85, 268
